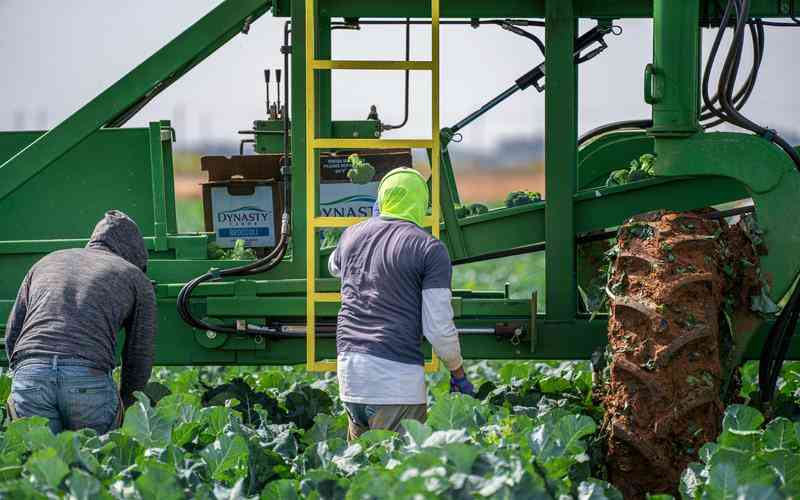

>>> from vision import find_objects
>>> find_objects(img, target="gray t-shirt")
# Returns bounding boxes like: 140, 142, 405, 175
332, 217, 452, 366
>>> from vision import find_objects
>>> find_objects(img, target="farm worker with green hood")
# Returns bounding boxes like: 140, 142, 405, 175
328, 167, 473, 441
5, 210, 157, 434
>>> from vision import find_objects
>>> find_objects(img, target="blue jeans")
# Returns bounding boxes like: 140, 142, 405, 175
10, 356, 121, 435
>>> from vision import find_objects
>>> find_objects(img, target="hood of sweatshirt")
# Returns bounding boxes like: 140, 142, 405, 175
86, 210, 148, 271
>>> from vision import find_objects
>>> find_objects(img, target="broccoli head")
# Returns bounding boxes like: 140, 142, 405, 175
346, 154, 376, 184
504, 190, 542, 208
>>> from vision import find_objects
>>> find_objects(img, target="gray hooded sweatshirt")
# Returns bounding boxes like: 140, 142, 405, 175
5, 210, 157, 406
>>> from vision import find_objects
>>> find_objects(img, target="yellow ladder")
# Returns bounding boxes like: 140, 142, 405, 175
305, 0, 442, 372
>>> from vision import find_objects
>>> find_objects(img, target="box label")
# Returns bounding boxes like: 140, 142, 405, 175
320, 182, 379, 218
211, 185, 275, 248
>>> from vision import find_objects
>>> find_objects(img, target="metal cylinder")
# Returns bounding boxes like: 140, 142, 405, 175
649, 0, 701, 136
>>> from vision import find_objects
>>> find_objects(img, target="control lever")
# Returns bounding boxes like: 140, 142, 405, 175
264, 70, 271, 118
275, 69, 282, 119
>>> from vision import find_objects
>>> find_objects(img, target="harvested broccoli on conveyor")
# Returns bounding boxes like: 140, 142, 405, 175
504, 190, 542, 208
606, 153, 656, 187
346, 154, 376, 184
453, 203, 489, 218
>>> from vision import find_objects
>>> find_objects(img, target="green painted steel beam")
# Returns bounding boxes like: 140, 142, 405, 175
544, 1, 578, 320
275, 0, 800, 20
649, 0, 701, 136
0, 0, 272, 202
438, 175, 747, 263
3, 313, 798, 365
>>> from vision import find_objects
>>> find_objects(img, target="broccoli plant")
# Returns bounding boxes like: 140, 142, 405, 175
207, 239, 257, 260
606, 153, 656, 187
346, 154, 376, 184
504, 190, 542, 208
321, 228, 343, 250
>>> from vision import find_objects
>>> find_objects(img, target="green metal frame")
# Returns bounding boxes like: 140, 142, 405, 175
2, 0, 800, 366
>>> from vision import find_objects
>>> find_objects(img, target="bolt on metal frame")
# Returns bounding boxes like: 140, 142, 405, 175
304, 0, 442, 372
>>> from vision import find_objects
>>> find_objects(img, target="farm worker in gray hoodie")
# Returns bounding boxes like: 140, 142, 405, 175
329, 167, 474, 441
4, 210, 157, 434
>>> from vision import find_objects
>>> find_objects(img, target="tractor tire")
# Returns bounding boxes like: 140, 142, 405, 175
602, 210, 728, 499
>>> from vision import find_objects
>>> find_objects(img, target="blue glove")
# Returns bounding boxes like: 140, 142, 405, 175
450, 374, 476, 397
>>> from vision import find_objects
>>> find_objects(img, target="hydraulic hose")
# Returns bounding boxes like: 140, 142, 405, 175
579, 9, 766, 143
177, 21, 294, 337
700, 0, 800, 404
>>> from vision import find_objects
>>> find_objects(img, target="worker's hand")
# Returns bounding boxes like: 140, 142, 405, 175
449, 372, 475, 397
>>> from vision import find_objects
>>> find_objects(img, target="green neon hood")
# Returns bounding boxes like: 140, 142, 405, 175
377, 167, 429, 227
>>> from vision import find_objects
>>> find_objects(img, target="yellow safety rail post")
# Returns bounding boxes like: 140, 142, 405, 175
306, 0, 441, 373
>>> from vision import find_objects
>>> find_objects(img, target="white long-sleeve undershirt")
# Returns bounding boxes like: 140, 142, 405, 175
329, 249, 464, 403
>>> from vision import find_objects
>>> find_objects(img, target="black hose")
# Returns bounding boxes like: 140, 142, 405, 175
578, 119, 653, 146
702, 0, 800, 404
176, 21, 294, 336
380, 18, 411, 131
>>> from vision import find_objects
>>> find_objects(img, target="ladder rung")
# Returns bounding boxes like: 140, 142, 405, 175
308, 360, 338, 372
313, 216, 368, 228
312, 60, 433, 71
312, 138, 433, 150
312, 292, 341, 302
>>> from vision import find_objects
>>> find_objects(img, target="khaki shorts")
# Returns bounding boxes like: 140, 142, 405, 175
344, 402, 427, 442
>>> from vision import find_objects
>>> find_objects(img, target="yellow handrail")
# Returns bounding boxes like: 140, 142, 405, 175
305, 0, 441, 373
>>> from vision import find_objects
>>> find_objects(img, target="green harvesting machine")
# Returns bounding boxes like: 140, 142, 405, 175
2, 0, 800, 379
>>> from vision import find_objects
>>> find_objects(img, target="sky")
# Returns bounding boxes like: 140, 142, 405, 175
1, 0, 799, 154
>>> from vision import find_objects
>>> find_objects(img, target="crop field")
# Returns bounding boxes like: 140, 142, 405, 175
1, 201, 798, 499
0, 357, 798, 498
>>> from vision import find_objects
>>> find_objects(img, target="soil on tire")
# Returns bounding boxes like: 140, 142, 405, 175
602, 210, 745, 499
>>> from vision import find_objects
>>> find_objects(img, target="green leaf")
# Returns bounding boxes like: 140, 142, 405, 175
201, 433, 249, 481
104, 431, 143, 469
763, 418, 799, 451
719, 429, 760, 453
762, 449, 800, 492
529, 414, 596, 461
426, 393, 488, 430
245, 437, 287, 493
706, 462, 740, 500
577, 479, 624, 500
200, 405, 237, 438
121, 392, 173, 448
680, 462, 705, 500
722, 405, 764, 432
421, 429, 469, 448
733, 484, 783, 500
0, 478, 49, 499
284, 386, 334, 430
135, 459, 183, 500
261, 479, 300, 500
303, 413, 348, 446
1, 416, 55, 456
440, 443, 480, 474
66, 468, 103, 500
24, 447, 69, 489
299, 468, 350, 499
538, 376, 572, 394
751, 287, 780, 315
402, 419, 432, 448
0, 375, 12, 408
